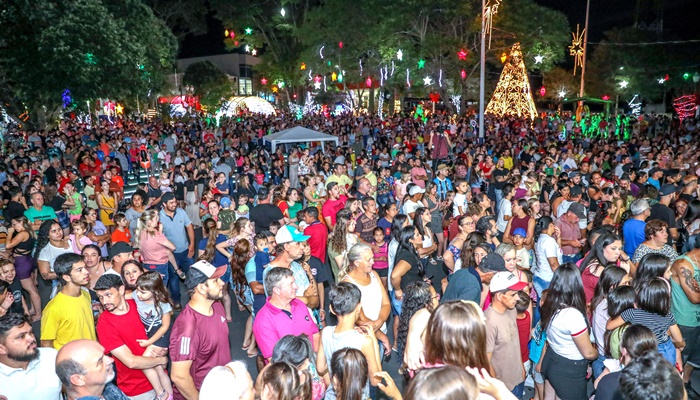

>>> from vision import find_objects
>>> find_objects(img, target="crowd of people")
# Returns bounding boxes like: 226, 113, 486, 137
0, 108, 699, 400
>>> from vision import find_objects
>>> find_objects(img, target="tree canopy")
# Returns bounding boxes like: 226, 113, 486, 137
0, 0, 177, 127
182, 61, 234, 111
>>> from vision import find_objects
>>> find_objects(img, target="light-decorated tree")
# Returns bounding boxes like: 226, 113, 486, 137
485, 42, 537, 120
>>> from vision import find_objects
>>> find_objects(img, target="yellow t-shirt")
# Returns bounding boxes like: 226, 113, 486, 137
326, 174, 353, 189
41, 289, 96, 350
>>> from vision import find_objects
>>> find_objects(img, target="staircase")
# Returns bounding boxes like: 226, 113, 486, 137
123, 169, 152, 197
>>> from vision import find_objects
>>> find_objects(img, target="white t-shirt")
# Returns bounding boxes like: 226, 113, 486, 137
534, 234, 561, 282
496, 198, 512, 232
403, 200, 421, 216
592, 299, 609, 355
453, 193, 468, 217
38, 241, 75, 272
546, 307, 589, 360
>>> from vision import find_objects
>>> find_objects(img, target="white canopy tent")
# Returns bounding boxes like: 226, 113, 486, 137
263, 126, 339, 152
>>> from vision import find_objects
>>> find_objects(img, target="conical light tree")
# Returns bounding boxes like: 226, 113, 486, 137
485, 42, 538, 120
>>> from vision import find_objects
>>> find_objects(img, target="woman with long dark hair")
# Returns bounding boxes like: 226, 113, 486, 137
532, 216, 562, 297
503, 198, 535, 248
198, 217, 233, 322
633, 253, 672, 292
590, 266, 630, 377
5, 215, 41, 320
579, 232, 633, 305
390, 226, 425, 303
257, 361, 312, 400
330, 348, 369, 400
328, 209, 358, 280
35, 220, 73, 297
231, 239, 256, 357
272, 335, 325, 400
396, 281, 439, 373
413, 207, 438, 265
540, 263, 598, 400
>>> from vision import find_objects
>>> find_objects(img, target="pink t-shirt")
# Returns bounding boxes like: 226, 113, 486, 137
139, 231, 170, 264
69, 234, 93, 254
253, 298, 319, 359
411, 167, 428, 188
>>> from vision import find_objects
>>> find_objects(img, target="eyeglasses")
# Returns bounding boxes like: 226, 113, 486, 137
461, 221, 475, 227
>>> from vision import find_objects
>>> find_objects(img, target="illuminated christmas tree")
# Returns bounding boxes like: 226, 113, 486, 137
485, 42, 538, 120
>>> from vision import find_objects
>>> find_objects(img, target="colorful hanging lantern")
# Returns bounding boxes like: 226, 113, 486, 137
460, 69, 467, 79
602, 95, 610, 101
224, 29, 230, 37
338, 41, 343, 49
366, 76, 372, 87
500, 52, 507, 63
331, 72, 337, 81
230, 31, 235, 39
539, 86, 546, 97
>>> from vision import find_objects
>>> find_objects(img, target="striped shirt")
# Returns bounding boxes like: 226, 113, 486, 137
621, 308, 676, 343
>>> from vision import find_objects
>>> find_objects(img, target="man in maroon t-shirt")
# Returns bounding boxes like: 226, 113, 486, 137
94, 273, 168, 399
170, 260, 230, 400
321, 182, 348, 228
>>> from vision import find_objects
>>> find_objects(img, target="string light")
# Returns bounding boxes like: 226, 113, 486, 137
406, 69, 411, 88
673, 95, 698, 121
319, 46, 325, 59
439, 69, 443, 87
569, 24, 586, 75
485, 43, 537, 120
483, 0, 501, 49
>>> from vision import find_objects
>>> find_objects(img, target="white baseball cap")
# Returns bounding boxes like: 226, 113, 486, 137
409, 186, 426, 196
275, 225, 311, 245
490, 271, 528, 293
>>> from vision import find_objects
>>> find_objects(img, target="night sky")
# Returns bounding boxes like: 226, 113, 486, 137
179, 0, 699, 58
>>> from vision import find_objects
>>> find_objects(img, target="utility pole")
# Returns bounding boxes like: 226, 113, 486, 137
579, 0, 590, 99
478, 0, 486, 139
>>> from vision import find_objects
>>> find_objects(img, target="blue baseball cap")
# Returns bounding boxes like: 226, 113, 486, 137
513, 228, 527, 238
219, 197, 232, 208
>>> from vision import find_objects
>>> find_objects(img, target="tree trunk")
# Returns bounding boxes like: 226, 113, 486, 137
368, 87, 375, 114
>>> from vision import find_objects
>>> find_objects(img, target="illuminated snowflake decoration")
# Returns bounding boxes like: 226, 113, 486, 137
569, 24, 585, 75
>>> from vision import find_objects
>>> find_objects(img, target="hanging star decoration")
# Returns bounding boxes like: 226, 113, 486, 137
314, 82, 322, 90
244, 27, 253, 35
251, 49, 258, 56
457, 49, 468, 60
244, 45, 250, 52
300, 62, 307, 70
417, 59, 426, 69
423, 76, 433, 85
483, 0, 501, 49
115, 104, 124, 115
397, 49, 403, 61
569, 24, 586, 76
261, 78, 268, 85
534, 55, 544, 64
658, 78, 666, 84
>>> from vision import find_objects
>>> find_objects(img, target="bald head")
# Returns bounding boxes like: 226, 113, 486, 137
56, 340, 114, 397
358, 178, 371, 194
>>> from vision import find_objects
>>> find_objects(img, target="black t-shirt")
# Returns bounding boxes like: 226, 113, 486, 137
47, 195, 65, 212
4, 279, 24, 314
249, 203, 284, 233
4, 201, 26, 221
594, 371, 622, 400
649, 203, 677, 245
442, 268, 481, 304
306, 255, 331, 284
492, 168, 509, 190
45, 166, 57, 185
394, 248, 423, 291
